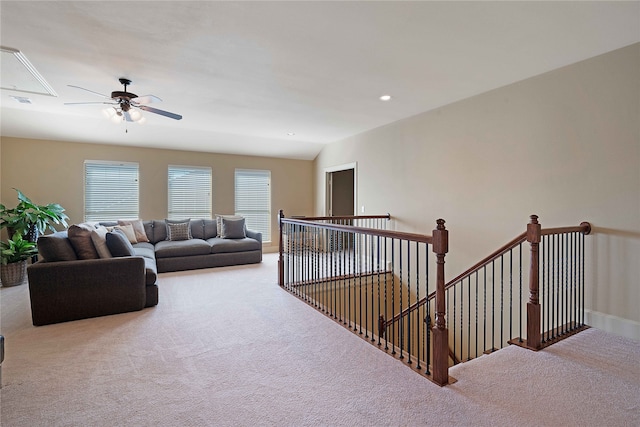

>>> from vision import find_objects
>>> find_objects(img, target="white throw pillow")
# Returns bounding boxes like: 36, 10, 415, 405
90, 226, 112, 258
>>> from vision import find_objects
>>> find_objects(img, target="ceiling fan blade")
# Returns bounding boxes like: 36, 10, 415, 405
138, 105, 182, 120
67, 85, 112, 99
64, 101, 116, 105
132, 95, 162, 104
123, 111, 134, 122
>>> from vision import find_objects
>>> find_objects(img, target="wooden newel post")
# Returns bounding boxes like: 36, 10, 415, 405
432, 219, 449, 386
278, 209, 284, 287
526, 214, 542, 350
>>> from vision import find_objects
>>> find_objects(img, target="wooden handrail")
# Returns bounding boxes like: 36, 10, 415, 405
289, 214, 391, 221
280, 216, 433, 244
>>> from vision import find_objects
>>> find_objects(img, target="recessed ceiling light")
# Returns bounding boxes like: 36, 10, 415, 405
287, 132, 296, 136
379, 95, 392, 101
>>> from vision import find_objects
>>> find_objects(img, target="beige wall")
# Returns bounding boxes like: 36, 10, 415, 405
314, 44, 640, 339
0, 138, 314, 251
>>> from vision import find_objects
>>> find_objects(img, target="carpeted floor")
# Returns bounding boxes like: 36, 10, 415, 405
1, 253, 638, 426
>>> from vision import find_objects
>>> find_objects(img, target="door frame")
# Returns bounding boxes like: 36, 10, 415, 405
324, 162, 357, 217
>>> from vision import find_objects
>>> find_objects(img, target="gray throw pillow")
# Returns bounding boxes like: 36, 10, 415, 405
220, 217, 246, 239
165, 219, 192, 241
105, 229, 135, 257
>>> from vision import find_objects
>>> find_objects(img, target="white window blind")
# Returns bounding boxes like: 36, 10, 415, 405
235, 169, 271, 242
84, 160, 139, 221
168, 165, 212, 219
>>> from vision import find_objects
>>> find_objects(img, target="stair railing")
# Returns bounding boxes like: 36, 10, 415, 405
278, 210, 451, 386
382, 214, 591, 366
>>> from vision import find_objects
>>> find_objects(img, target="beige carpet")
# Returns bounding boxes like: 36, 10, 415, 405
1, 253, 638, 427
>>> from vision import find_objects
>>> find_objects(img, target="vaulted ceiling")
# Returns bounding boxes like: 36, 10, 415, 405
1, 1, 638, 160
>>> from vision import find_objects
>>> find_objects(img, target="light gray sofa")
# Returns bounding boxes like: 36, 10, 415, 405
27, 218, 262, 326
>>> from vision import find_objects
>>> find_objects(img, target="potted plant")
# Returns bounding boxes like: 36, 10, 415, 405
0, 189, 69, 242
1, 232, 38, 287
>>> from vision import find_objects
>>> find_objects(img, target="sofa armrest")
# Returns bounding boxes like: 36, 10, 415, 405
245, 229, 262, 244
27, 257, 147, 326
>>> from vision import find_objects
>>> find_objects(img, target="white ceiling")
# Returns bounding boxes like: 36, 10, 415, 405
1, 1, 639, 160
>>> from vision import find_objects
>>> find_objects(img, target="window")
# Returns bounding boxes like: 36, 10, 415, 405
84, 160, 139, 221
235, 169, 271, 242
168, 165, 212, 219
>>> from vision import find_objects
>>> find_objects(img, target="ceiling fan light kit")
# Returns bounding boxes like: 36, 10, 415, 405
66, 77, 182, 127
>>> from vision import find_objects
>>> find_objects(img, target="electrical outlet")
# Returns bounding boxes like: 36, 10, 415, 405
361, 205, 365, 213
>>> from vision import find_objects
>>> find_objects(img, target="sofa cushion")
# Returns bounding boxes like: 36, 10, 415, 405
118, 219, 149, 243
189, 219, 205, 240
91, 226, 112, 259
68, 223, 100, 260
37, 231, 78, 262
142, 257, 158, 285
220, 217, 246, 239
154, 239, 212, 258
165, 219, 192, 241
132, 242, 156, 260
106, 229, 136, 257
208, 237, 261, 254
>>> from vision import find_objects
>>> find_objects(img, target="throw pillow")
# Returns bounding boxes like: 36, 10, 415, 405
67, 223, 100, 260
215, 214, 243, 237
36, 231, 78, 262
220, 217, 246, 239
107, 224, 138, 244
90, 226, 113, 259
105, 229, 135, 257
165, 219, 192, 241
118, 219, 149, 243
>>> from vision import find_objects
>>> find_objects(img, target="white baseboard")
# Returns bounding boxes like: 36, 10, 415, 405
584, 310, 640, 342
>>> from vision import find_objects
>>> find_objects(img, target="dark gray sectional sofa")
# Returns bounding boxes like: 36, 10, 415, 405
27, 218, 262, 326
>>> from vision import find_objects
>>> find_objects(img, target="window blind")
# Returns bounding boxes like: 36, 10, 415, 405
168, 165, 212, 219
235, 169, 271, 242
84, 160, 139, 221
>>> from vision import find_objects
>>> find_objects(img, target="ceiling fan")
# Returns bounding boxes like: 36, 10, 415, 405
65, 78, 182, 122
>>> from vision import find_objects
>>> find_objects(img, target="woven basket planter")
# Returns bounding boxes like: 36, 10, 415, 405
1, 260, 28, 287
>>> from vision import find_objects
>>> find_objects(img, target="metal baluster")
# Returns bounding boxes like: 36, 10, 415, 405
384, 237, 389, 351
425, 245, 430, 373
407, 240, 412, 364
391, 238, 396, 355
377, 235, 382, 346
539, 236, 548, 343
564, 232, 569, 335
416, 242, 421, 369
509, 248, 513, 344
468, 275, 471, 362
399, 238, 404, 360
358, 230, 363, 335
545, 235, 550, 342
475, 271, 479, 358
425, 300, 431, 375
581, 233, 585, 326
483, 266, 487, 353
491, 260, 495, 352
553, 235, 560, 339
500, 255, 504, 349
519, 242, 523, 343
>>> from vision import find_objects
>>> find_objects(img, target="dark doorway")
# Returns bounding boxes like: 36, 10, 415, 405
327, 168, 354, 216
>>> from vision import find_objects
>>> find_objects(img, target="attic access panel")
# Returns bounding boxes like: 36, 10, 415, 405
1, 46, 57, 96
